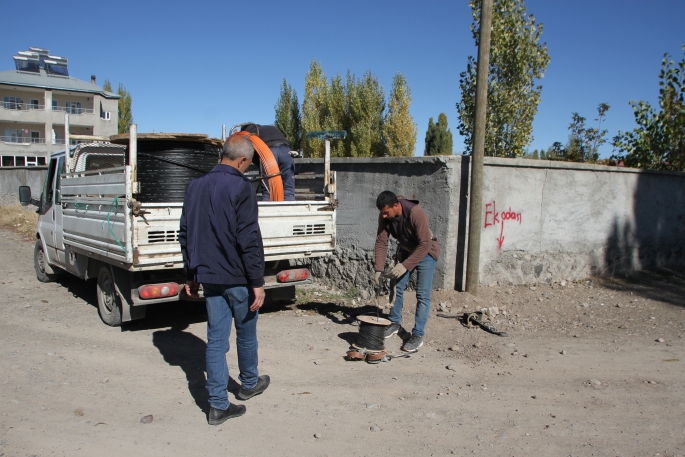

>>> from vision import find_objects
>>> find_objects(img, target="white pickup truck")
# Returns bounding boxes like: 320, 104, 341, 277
19, 126, 336, 326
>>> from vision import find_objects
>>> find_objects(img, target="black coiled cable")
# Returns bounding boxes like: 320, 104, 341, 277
130, 140, 220, 203
355, 321, 386, 351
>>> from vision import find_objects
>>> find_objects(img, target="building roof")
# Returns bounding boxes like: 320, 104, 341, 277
0, 69, 120, 99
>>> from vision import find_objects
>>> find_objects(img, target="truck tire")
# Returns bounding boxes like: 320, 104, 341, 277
34, 240, 59, 283
97, 265, 122, 326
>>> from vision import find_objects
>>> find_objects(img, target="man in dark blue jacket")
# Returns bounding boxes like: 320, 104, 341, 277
179, 134, 270, 425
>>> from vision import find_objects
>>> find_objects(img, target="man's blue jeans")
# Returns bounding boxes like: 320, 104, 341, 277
388, 254, 437, 337
202, 283, 259, 410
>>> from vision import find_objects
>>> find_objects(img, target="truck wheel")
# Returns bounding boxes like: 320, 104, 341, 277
97, 265, 122, 326
34, 240, 59, 283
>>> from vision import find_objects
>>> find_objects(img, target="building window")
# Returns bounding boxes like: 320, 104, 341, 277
4, 129, 20, 143
31, 131, 41, 143
3, 96, 22, 110
0, 155, 46, 167
30, 99, 39, 109
66, 101, 82, 115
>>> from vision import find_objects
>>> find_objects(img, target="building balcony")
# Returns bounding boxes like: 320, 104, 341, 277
51, 105, 95, 115
1, 135, 45, 144
2, 101, 45, 111
1, 136, 92, 146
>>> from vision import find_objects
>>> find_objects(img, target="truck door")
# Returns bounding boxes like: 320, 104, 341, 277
53, 156, 66, 265
38, 157, 59, 264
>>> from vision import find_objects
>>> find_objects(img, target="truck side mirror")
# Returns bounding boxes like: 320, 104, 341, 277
18, 186, 40, 207
18, 186, 32, 205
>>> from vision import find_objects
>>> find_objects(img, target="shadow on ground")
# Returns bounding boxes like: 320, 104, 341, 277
152, 323, 209, 414
598, 267, 685, 309
57, 275, 98, 310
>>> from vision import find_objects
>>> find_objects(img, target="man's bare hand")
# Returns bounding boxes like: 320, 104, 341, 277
185, 280, 200, 298
250, 286, 265, 312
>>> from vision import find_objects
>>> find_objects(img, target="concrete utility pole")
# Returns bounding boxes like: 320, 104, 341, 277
465, 0, 494, 296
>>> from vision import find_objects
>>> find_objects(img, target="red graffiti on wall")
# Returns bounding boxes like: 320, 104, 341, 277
484, 201, 522, 251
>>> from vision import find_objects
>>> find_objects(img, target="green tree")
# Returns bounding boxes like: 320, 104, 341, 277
117, 83, 133, 134
564, 103, 610, 162
326, 73, 347, 157
425, 112, 453, 155
346, 71, 386, 157
382, 73, 416, 157
102, 79, 133, 134
274, 79, 302, 151
301, 60, 331, 158
612, 46, 685, 171
540, 141, 564, 160
456, 0, 550, 157
295, 61, 404, 157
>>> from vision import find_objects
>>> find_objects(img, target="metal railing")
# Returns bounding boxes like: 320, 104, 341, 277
51, 106, 94, 115
2, 102, 45, 111
53, 138, 90, 145
1, 136, 46, 144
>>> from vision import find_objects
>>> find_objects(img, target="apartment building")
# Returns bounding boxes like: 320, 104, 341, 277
0, 47, 119, 167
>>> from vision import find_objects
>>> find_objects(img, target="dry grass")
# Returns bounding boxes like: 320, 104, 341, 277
0, 194, 38, 238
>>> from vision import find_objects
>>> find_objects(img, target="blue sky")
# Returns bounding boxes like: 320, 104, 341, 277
2, 0, 684, 157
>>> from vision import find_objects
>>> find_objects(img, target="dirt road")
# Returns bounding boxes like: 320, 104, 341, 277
0, 227, 684, 457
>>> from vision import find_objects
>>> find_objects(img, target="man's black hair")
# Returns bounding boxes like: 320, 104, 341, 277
376, 191, 399, 210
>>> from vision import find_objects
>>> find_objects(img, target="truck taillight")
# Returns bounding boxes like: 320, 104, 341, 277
277, 268, 309, 283
138, 282, 180, 299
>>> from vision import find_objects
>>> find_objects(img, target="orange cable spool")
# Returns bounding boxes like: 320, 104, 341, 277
233, 131, 284, 201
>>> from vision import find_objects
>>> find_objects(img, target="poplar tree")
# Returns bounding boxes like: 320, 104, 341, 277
456, 0, 550, 157
274, 79, 302, 151
301, 60, 330, 158
425, 112, 453, 155
103, 79, 133, 134
383, 72, 416, 157
117, 83, 133, 134
347, 71, 386, 157
326, 73, 347, 157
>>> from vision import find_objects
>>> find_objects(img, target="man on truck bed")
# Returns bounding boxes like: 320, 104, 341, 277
373, 191, 441, 353
241, 123, 296, 201
179, 134, 271, 425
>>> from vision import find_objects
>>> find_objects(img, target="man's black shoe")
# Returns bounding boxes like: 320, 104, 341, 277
208, 403, 246, 425
235, 375, 270, 400
384, 322, 401, 339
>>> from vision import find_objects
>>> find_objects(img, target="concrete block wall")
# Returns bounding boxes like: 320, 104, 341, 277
0, 168, 46, 200
3, 156, 683, 290
295, 157, 464, 295
478, 158, 685, 285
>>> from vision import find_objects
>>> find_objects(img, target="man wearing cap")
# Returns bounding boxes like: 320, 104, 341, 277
179, 134, 270, 425
373, 191, 440, 353
240, 124, 296, 201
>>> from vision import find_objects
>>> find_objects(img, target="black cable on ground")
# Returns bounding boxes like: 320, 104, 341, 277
355, 322, 386, 351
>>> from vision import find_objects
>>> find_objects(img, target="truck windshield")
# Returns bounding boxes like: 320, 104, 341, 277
42, 158, 57, 207
55, 157, 65, 203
